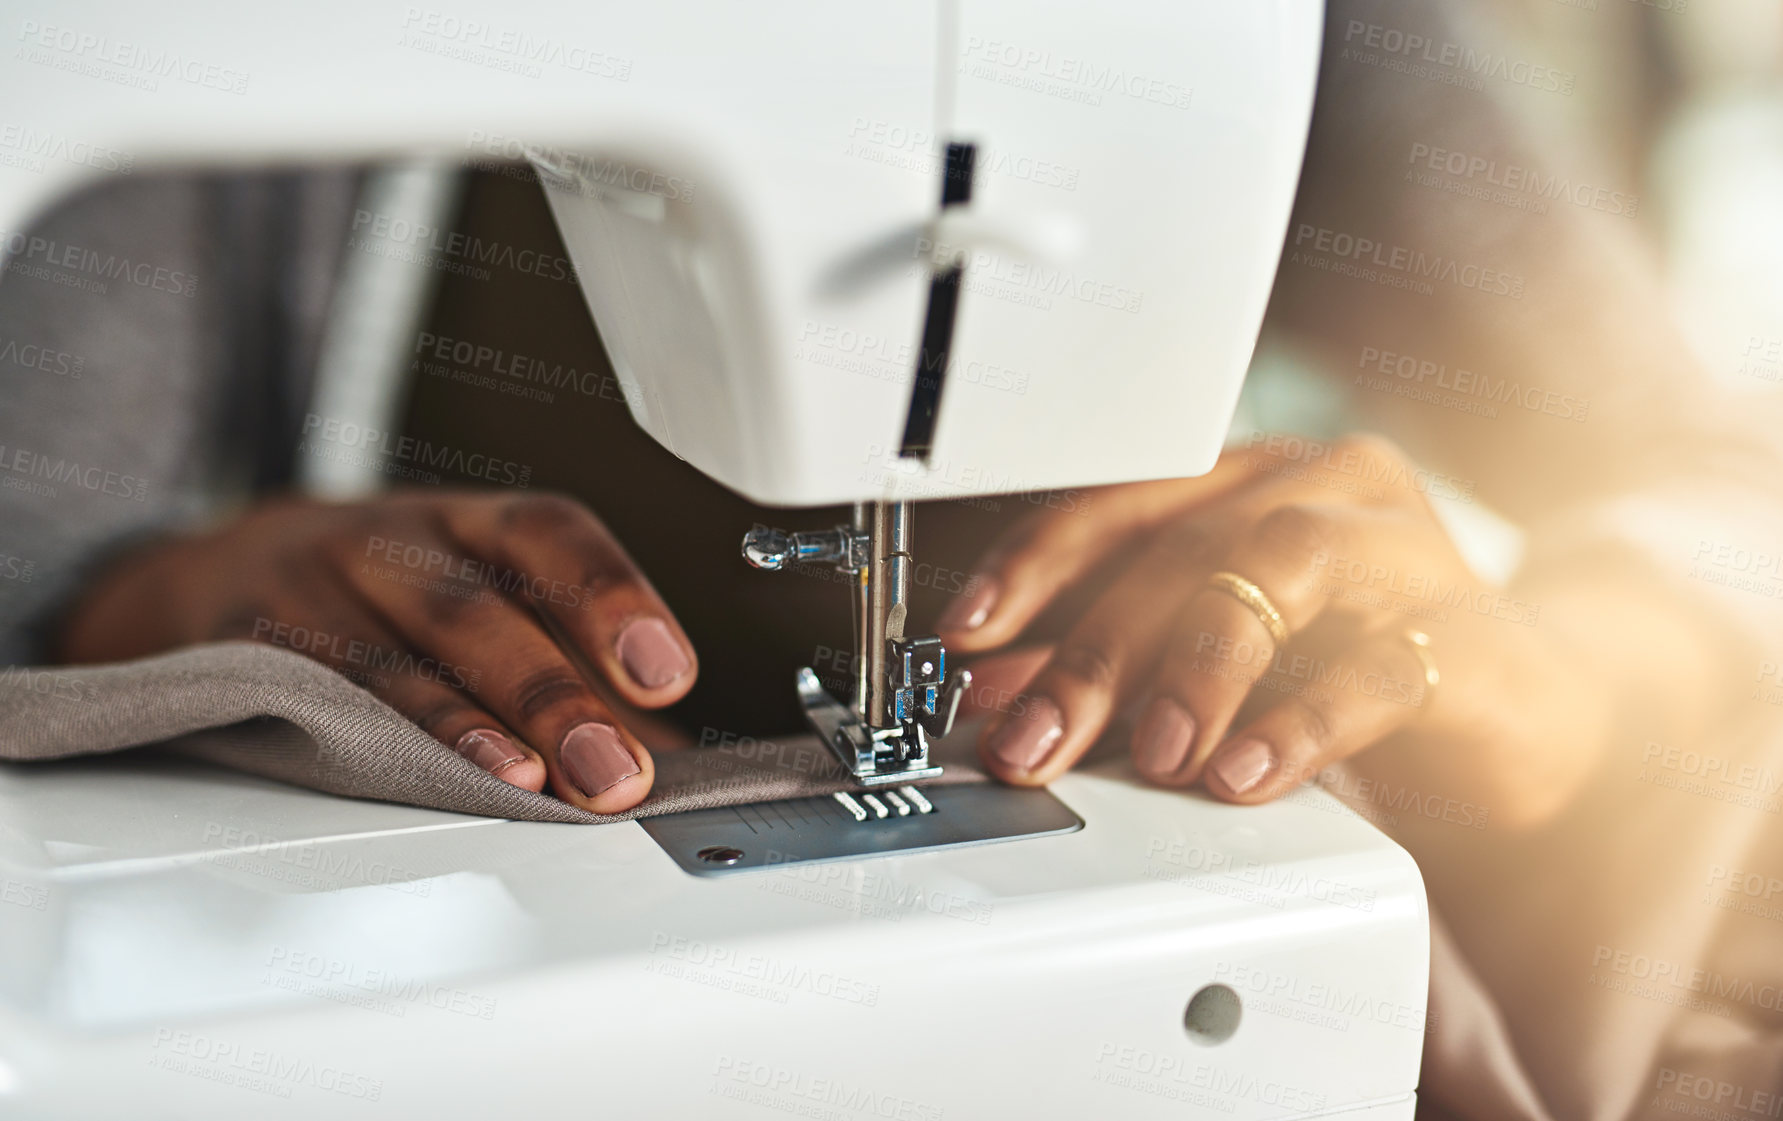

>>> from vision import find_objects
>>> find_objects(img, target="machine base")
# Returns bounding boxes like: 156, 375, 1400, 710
0, 749, 1428, 1119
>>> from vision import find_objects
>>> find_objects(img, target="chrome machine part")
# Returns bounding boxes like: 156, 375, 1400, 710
740, 501, 971, 786
863, 501, 910, 731
739, 524, 868, 572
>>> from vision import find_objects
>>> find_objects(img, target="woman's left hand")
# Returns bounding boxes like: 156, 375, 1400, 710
938, 433, 1609, 827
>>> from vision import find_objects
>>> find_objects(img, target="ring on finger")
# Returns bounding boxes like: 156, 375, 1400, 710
1206, 570, 1290, 648
1402, 629, 1440, 711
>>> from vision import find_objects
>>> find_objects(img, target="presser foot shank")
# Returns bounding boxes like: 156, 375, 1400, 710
797, 668, 943, 786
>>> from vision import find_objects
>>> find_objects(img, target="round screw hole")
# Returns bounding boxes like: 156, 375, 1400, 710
1183, 983, 1242, 1045
697, 845, 745, 866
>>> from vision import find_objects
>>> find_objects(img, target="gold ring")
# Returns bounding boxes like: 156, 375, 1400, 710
1206, 571, 1291, 648
1403, 630, 1439, 710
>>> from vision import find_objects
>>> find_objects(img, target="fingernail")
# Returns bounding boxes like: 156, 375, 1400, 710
939, 575, 1000, 631
560, 722, 640, 796
986, 696, 1064, 772
1211, 738, 1275, 795
453, 729, 527, 777
616, 617, 691, 689
1134, 697, 1196, 777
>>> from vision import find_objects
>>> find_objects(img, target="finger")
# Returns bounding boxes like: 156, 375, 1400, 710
228, 584, 549, 791
1201, 629, 1431, 804
1136, 502, 1436, 787
938, 463, 1259, 653
344, 555, 655, 812
973, 466, 1395, 785
373, 667, 548, 793
969, 468, 1389, 784
975, 514, 1233, 784
957, 645, 1053, 720
436, 494, 697, 708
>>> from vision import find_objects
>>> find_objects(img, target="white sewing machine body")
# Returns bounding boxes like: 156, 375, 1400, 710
2, 0, 1316, 506
0, 753, 1427, 1119
0, 0, 1434, 1115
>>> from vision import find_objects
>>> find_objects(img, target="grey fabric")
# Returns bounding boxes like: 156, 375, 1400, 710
0, 641, 984, 823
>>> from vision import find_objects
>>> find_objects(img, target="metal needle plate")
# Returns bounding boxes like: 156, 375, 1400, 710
640, 783, 1083, 878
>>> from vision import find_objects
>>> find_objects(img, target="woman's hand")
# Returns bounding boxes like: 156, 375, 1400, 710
939, 434, 1612, 828
56, 491, 697, 814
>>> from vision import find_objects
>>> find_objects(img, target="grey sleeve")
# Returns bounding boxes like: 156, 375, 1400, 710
0, 169, 358, 663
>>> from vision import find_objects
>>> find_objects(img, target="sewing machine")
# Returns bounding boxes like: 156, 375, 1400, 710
0, 1, 1429, 1117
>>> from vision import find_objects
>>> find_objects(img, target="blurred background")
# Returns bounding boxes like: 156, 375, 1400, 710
1496, 0, 1783, 394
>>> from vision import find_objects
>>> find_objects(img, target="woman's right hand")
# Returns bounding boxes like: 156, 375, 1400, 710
55, 490, 698, 813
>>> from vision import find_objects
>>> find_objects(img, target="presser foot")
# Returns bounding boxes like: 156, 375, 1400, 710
796, 668, 945, 787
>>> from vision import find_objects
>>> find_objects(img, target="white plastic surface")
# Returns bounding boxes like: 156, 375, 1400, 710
0, 0, 1323, 506
0, 753, 1426, 1118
